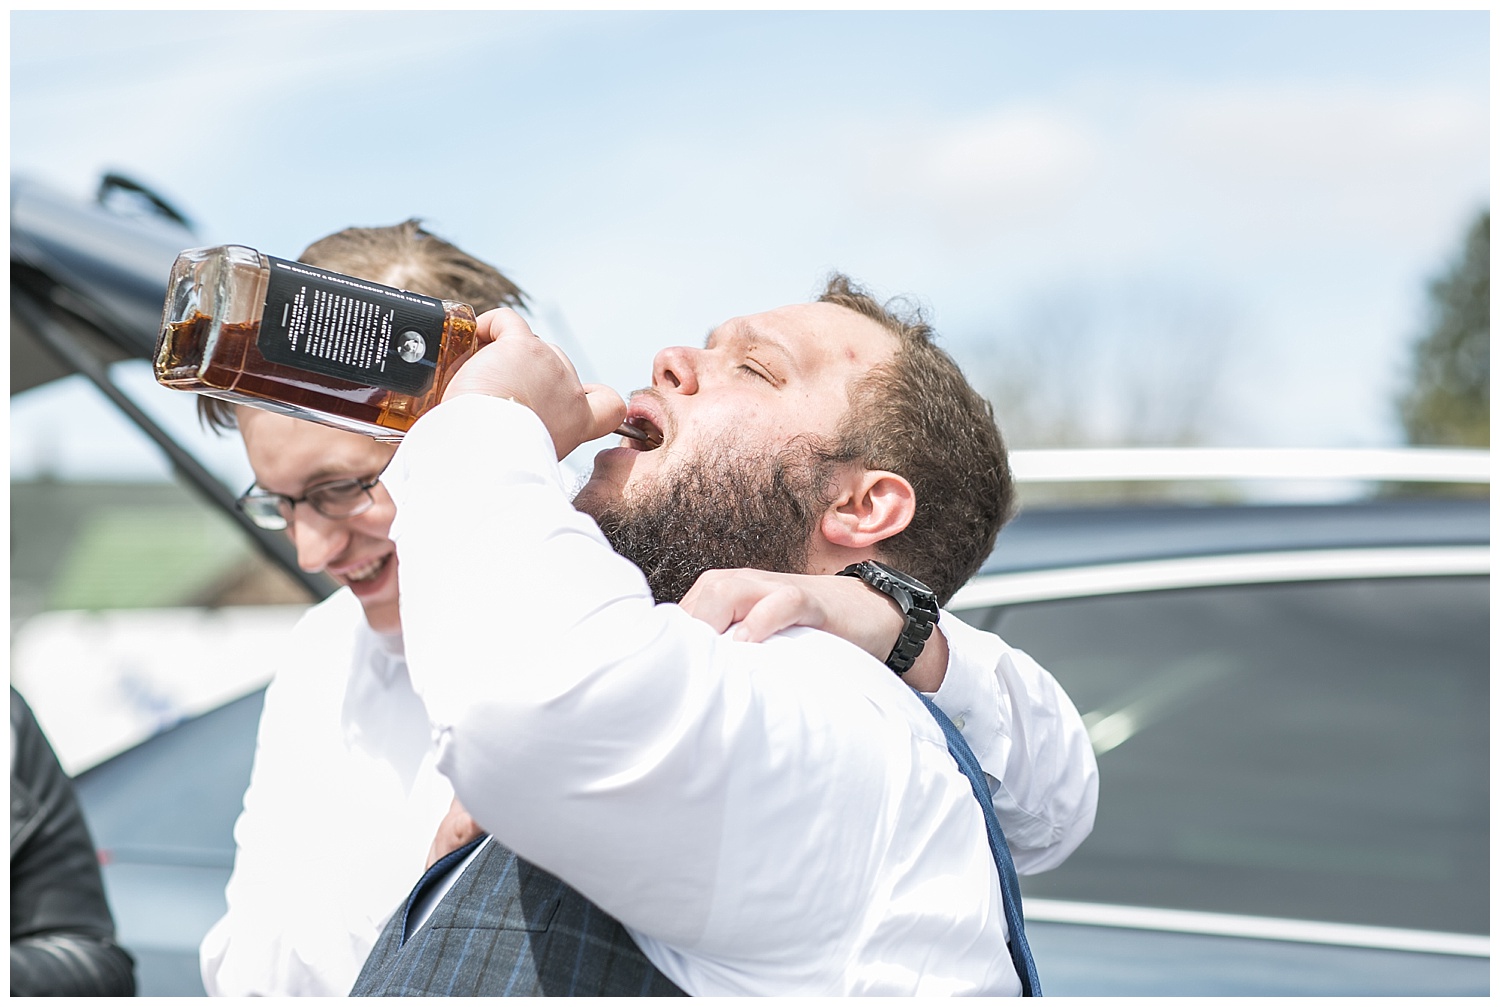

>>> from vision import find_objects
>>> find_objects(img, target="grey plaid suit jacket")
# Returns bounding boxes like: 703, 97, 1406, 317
349, 835, 686, 997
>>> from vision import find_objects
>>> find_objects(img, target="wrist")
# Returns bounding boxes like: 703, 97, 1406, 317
835, 560, 941, 677
901, 627, 950, 693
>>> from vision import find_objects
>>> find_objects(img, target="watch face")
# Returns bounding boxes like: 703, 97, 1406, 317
869, 560, 933, 597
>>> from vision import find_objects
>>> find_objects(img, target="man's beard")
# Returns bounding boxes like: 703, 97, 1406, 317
587, 442, 835, 604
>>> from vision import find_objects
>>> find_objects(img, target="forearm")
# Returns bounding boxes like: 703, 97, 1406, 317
385, 397, 1030, 987
204, 822, 372, 998
899, 623, 949, 692
387, 396, 726, 942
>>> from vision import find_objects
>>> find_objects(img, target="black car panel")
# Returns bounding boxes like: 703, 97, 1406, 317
976, 575, 1488, 935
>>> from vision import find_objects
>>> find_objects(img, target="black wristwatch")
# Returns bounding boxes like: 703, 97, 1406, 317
836, 560, 941, 676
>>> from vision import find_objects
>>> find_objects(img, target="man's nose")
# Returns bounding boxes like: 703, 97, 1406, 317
287, 509, 350, 573
652, 345, 700, 395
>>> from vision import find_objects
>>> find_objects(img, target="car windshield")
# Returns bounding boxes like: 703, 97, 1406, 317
966, 575, 1489, 935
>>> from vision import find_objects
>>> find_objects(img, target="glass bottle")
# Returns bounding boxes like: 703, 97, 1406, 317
154, 245, 480, 441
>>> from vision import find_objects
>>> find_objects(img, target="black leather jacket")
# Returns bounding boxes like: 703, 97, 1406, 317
10, 688, 135, 996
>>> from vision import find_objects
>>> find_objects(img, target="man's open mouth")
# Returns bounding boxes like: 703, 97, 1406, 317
616, 417, 664, 450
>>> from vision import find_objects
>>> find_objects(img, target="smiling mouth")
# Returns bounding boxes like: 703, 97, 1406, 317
343, 554, 391, 584
615, 418, 664, 450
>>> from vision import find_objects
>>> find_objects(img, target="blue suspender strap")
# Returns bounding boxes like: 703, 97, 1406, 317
916, 693, 1042, 996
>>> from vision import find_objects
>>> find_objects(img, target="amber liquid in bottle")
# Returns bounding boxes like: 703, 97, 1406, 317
154, 246, 480, 441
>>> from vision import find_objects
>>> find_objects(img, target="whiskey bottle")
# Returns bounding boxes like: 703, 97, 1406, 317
154, 245, 480, 441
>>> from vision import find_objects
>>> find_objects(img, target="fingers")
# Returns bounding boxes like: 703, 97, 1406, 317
680, 569, 826, 643
678, 569, 745, 633
444, 310, 550, 405
731, 587, 817, 643
542, 346, 625, 443
426, 797, 483, 868
582, 383, 627, 442
678, 568, 906, 664
474, 307, 536, 346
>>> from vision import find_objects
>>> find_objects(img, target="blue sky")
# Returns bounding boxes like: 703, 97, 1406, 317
10, 10, 1489, 482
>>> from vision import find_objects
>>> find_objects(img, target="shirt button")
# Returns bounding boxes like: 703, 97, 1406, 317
952, 715, 966, 730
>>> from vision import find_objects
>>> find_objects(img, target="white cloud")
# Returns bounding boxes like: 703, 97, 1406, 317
1154, 84, 1488, 244
859, 107, 1099, 240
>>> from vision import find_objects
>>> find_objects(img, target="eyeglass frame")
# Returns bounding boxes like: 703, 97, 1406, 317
234, 472, 385, 531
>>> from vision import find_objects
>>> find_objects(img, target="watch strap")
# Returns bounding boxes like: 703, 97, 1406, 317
836, 561, 940, 676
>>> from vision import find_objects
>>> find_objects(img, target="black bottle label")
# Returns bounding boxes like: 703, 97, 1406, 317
258, 257, 444, 395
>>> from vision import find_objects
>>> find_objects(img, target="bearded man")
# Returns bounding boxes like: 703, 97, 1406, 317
353, 276, 1097, 996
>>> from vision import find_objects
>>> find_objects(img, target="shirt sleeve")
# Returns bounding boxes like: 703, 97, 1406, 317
199, 597, 436, 997
923, 612, 1099, 874
386, 395, 727, 945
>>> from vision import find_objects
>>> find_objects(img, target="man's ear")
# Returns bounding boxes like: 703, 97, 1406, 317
820, 469, 915, 549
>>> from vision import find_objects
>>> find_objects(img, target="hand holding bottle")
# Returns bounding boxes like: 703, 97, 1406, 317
442, 307, 626, 461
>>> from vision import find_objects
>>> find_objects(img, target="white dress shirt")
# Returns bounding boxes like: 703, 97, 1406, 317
386, 395, 1097, 996
194, 572, 1087, 997
197, 590, 455, 997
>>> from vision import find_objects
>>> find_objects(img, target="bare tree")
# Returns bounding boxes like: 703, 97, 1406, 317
978, 281, 1242, 450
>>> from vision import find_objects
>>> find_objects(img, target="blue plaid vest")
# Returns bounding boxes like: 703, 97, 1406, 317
349, 835, 686, 996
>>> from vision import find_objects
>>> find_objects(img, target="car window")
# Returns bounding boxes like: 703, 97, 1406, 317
960, 575, 1488, 935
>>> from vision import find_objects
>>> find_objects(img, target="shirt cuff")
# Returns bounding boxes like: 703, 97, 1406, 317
924, 610, 1006, 773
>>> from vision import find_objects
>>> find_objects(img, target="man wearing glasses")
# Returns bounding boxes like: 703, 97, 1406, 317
196, 221, 526, 997
234, 445, 395, 628
237, 476, 385, 531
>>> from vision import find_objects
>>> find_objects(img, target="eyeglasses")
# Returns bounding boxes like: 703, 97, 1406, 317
235, 474, 383, 531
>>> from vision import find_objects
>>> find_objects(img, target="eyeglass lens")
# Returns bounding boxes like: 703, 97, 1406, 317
238, 477, 376, 530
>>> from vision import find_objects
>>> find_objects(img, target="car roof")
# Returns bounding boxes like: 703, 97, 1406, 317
984, 496, 1490, 576
11, 175, 194, 393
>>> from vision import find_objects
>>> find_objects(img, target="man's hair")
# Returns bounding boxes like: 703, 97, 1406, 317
816, 274, 1015, 605
197, 219, 525, 433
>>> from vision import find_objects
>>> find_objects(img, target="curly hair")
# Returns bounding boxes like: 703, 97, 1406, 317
816, 274, 1014, 605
